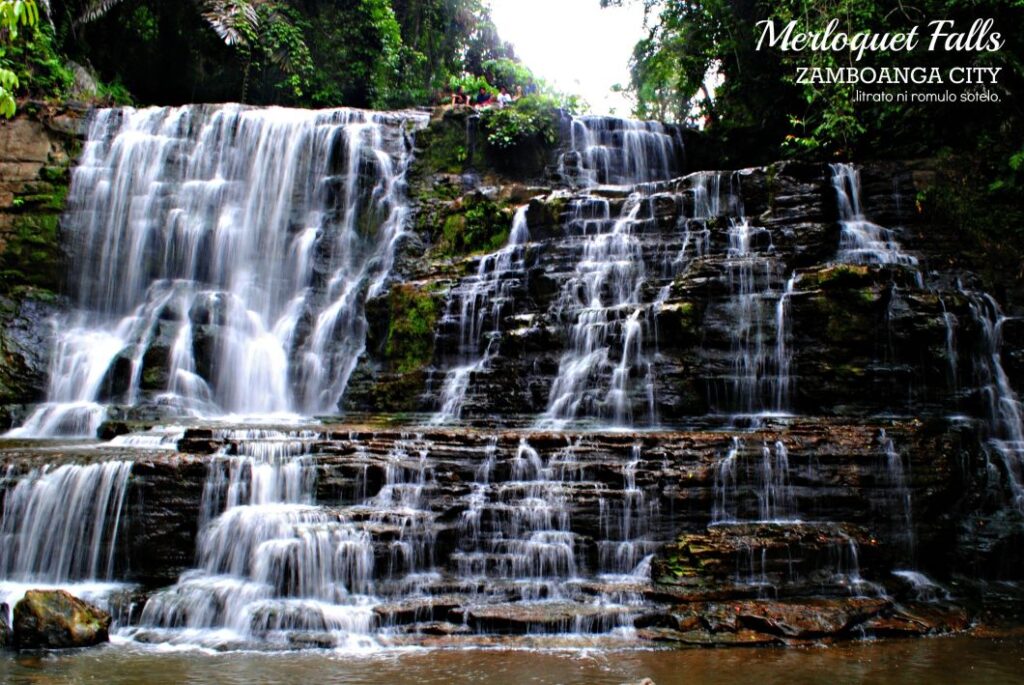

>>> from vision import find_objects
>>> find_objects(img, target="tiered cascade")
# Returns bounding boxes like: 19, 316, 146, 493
558, 115, 681, 187
1, 109, 1023, 650
432, 207, 531, 423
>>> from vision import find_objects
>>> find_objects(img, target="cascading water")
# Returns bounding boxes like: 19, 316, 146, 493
534, 116, 687, 427
940, 298, 960, 394
121, 430, 669, 647
712, 438, 795, 524
963, 291, 1024, 508
0, 461, 133, 615
7, 104, 427, 438
135, 432, 379, 648
723, 217, 783, 415
596, 444, 660, 575
432, 206, 530, 423
541, 195, 654, 427
831, 162, 918, 269
774, 273, 798, 411
699, 172, 795, 418
878, 429, 915, 559
3, 98, 1018, 655
558, 116, 680, 187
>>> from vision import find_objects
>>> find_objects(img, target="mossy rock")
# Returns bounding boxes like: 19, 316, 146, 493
650, 532, 727, 584
805, 264, 874, 290
384, 284, 440, 375
12, 589, 111, 649
410, 109, 470, 181
655, 300, 705, 348
349, 369, 430, 413
432, 194, 513, 257
1, 191, 67, 294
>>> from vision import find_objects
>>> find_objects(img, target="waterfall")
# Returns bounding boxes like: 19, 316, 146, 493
8, 105, 427, 438
712, 438, 796, 524
124, 431, 665, 646
534, 116, 686, 426
940, 297, 959, 394
831, 162, 918, 268
597, 444, 660, 574
541, 195, 654, 427
0, 461, 133, 616
454, 438, 579, 599
701, 172, 794, 418
878, 429, 915, 559
136, 432, 379, 648
558, 115, 681, 187
723, 217, 781, 415
0, 461, 132, 582
964, 291, 1024, 508
774, 273, 798, 411
432, 206, 530, 423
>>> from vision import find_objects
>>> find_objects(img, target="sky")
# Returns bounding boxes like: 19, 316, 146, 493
488, 0, 648, 116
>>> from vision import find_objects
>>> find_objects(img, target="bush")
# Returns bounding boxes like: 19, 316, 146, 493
479, 94, 560, 149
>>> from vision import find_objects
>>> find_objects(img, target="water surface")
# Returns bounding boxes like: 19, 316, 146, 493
2, 637, 1023, 685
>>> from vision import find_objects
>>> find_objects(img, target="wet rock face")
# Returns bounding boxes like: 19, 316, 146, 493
12, 590, 111, 649
344, 157, 1007, 428
0, 296, 64, 418
652, 522, 882, 600
0, 416, 1005, 645
0, 603, 10, 647
0, 110, 83, 413
121, 456, 207, 588
637, 598, 968, 645
91, 417, 984, 590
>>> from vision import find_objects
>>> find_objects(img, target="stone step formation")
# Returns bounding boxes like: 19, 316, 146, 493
0, 104, 1021, 650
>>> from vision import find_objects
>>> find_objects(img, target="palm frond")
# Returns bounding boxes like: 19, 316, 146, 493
75, 0, 127, 25
201, 0, 259, 47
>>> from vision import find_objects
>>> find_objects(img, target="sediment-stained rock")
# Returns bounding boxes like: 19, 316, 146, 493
12, 590, 111, 649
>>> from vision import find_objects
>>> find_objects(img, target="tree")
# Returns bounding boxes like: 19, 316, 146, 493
51, 0, 530, 109
74, 0, 258, 44
610, 0, 1024, 163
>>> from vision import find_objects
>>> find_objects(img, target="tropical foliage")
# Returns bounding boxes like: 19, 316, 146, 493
481, 94, 568, 149
46, 0, 520, 108
607, 0, 1023, 162
0, 0, 40, 116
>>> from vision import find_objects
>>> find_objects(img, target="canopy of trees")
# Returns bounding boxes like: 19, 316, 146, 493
46, 0, 518, 108
608, 0, 1023, 164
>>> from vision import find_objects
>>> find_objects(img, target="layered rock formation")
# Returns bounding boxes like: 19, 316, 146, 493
0, 108, 84, 421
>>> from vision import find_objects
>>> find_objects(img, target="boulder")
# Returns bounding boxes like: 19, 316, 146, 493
12, 590, 111, 649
